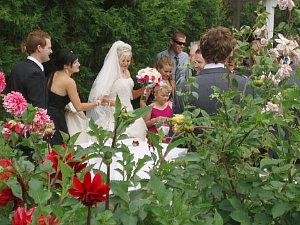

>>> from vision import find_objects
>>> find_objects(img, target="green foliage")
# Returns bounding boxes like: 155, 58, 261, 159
0, 0, 227, 100
1, 1, 300, 224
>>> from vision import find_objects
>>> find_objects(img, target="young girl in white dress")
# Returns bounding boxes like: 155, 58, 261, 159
87, 41, 147, 140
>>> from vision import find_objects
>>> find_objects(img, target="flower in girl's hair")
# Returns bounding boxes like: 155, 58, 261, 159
3, 91, 28, 117
0, 71, 6, 93
68, 171, 110, 206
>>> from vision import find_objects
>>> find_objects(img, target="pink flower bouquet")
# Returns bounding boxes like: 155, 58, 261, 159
136, 67, 162, 100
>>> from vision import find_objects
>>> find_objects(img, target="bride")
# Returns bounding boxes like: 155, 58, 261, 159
87, 41, 147, 140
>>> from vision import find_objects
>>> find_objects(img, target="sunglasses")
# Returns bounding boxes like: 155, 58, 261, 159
173, 40, 186, 46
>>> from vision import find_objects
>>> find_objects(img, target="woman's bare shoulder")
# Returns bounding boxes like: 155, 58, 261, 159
125, 69, 131, 78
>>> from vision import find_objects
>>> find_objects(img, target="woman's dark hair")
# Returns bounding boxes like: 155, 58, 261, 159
55, 49, 78, 70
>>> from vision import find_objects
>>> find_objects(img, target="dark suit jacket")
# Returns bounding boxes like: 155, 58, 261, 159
9, 59, 47, 108
174, 67, 252, 114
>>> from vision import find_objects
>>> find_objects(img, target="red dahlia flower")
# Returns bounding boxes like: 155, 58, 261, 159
45, 149, 87, 180
0, 158, 14, 181
12, 205, 59, 225
68, 172, 110, 206
37, 214, 59, 225
12, 205, 35, 225
0, 188, 15, 206
0, 188, 22, 208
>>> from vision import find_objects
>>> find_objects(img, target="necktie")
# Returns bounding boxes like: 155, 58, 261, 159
174, 55, 179, 66
174, 55, 179, 84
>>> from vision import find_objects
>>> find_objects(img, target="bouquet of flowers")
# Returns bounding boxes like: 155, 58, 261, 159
136, 67, 162, 100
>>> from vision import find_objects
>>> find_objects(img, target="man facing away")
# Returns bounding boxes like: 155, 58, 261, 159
157, 32, 191, 86
174, 26, 252, 115
10, 30, 52, 109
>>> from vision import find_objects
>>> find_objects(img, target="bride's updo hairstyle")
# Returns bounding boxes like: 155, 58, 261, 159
55, 49, 78, 70
117, 43, 132, 61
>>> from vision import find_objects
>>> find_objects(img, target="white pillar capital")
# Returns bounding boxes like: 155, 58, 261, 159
264, 0, 278, 39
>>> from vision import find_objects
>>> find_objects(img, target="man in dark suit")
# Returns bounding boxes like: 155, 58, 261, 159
174, 26, 252, 114
10, 30, 52, 109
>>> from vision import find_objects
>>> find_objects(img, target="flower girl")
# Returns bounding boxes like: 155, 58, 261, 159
144, 84, 173, 143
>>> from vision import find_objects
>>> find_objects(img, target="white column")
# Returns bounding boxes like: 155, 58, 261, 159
264, 0, 278, 39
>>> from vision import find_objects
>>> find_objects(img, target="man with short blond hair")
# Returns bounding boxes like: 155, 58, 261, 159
157, 32, 191, 86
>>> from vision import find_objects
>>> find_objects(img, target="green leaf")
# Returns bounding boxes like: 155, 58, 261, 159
271, 202, 291, 218
259, 158, 281, 169
192, 91, 199, 99
6, 179, 23, 200
228, 197, 243, 210
28, 178, 51, 204
213, 210, 223, 225
230, 210, 250, 224
129, 198, 151, 214
110, 181, 130, 203
294, 9, 300, 25
120, 214, 138, 225
253, 213, 272, 225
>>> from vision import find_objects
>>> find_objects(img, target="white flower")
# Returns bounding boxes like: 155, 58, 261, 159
275, 92, 282, 101
275, 33, 298, 57
268, 72, 281, 85
292, 49, 300, 66
278, 0, 295, 11
260, 38, 269, 46
254, 25, 266, 38
262, 102, 282, 116
275, 61, 292, 80
269, 48, 280, 60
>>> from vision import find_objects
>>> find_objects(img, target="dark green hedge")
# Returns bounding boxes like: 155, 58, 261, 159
0, 0, 229, 100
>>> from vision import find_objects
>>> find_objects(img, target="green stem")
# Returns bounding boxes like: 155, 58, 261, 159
237, 124, 258, 146
105, 164, 110, 210
87, 205, 91, 225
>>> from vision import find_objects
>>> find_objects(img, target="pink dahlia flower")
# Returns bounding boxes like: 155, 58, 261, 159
3, 91, 28, 117
0, 71, 6, 93
29, 108, 52, 136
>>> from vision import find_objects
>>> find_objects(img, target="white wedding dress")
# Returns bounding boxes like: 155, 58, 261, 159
90, 77, 147, 140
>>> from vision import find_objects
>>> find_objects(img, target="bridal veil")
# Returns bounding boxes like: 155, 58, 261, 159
86, 41, 131, 129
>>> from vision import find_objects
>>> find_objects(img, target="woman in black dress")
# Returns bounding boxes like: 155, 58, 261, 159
47, 49, 105, 146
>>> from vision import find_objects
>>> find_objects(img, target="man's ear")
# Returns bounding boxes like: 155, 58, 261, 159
169, 38, 174, 46
37, 45, 43, 53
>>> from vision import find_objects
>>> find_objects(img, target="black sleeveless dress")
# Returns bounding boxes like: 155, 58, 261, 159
47, 74, 70, 146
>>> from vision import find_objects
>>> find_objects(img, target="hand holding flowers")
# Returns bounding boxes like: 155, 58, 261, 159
136, 67, 162, 100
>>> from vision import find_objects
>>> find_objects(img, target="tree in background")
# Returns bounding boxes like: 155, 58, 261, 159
1, 0, 236, 101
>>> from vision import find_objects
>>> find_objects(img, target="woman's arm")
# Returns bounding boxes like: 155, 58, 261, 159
125, 69, 146, 100
132, 86, 146, 100
139, 87, 152, 107
144, 105, 161, 128
66, 79, 101, 111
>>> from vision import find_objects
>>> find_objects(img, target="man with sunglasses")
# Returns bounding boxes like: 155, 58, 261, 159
157, 32, 191, 86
